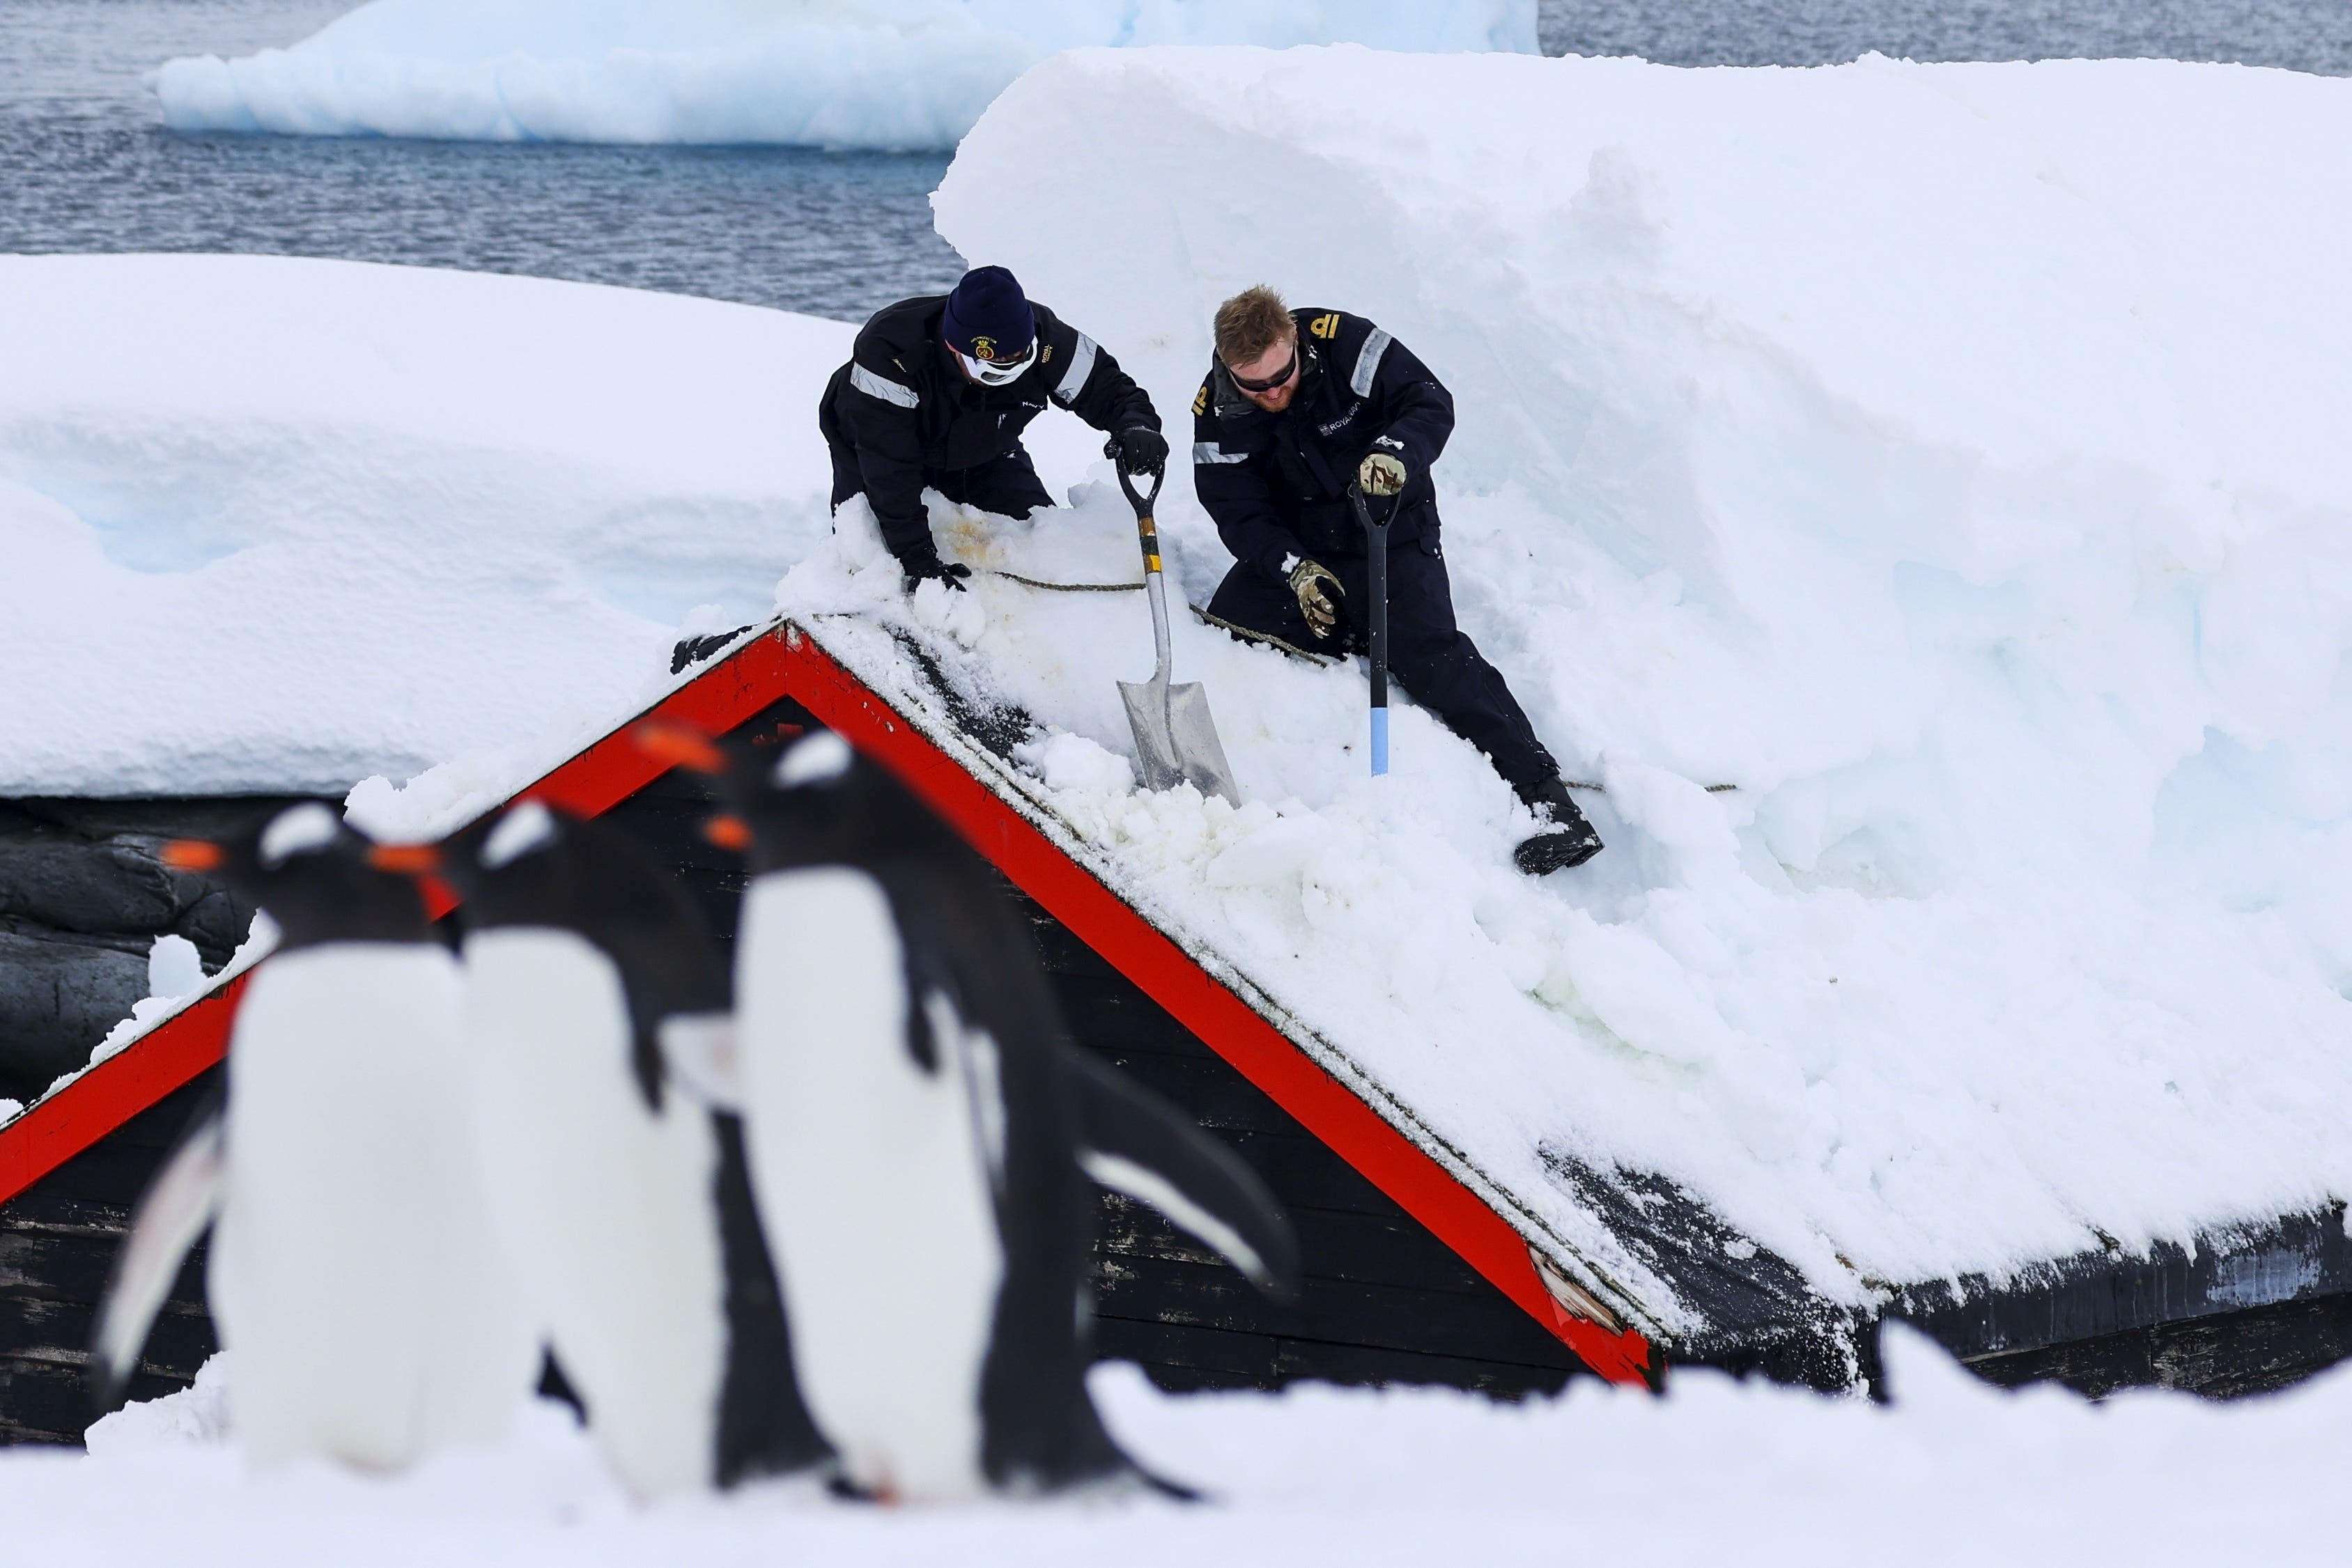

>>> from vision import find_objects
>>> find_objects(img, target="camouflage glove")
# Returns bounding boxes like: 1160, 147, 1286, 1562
1285, 556, 1345, 639
1357, 450, 1408, 497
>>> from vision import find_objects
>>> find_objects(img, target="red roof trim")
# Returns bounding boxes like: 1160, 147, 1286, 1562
0, 977, 247, 1206
0, 623, 1655, 1387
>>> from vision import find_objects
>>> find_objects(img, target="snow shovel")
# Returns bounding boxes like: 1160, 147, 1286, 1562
1347, 481, 1391, 777
1113, 457, 1242, 803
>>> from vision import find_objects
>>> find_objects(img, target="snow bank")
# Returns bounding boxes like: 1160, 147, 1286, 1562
0, 254, 846, 795
8, 1337, 2344, 1565
151, 1, 1537, 150
910, 50, 2352, 1303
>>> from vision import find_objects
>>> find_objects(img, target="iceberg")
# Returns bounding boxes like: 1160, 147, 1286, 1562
152, 0, 1538, 149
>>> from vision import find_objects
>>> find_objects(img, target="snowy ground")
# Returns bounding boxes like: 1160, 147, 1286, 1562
151, 0, 1536, 149
0, 1333, 2340, 1565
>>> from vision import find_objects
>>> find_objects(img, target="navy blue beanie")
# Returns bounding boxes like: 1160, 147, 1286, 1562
941, 266, 1035, 362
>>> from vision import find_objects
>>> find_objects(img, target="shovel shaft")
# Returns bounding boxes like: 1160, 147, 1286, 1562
1351, 483, 1392, 777
1143, 569, 1174, 688
1120, 465, 1177, 686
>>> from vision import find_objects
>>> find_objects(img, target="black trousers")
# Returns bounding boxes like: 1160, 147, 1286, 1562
1205, 536, 1558, 793
827, 440, 1056, 523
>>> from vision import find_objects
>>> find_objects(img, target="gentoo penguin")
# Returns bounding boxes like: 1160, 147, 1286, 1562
403, 800, 830, 1498
651, 724, 1302, 1500
92, 802, 534, 1467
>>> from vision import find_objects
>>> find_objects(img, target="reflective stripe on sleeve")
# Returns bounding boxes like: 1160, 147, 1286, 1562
1051, 332, 1099, 406
1193, 442, 1250, 465
850, 363, 920, 408
1350, 327, 1393, 398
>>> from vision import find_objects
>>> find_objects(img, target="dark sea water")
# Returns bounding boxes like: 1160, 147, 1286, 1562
0, 0, 965, 320
1539, 0, 2352, 73
2, 0, 2348, 322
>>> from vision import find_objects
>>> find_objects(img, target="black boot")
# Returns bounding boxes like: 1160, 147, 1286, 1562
1512, 776, 1603, 875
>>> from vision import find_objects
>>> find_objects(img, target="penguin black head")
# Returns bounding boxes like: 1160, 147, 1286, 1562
413, 798, 568, 915
378, 798, 733, 1111
713, 730, 968, 878
162, 802, 433, 952
428, 800, 725, 998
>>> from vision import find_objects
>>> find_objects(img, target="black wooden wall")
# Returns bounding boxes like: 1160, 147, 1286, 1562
1, 1071, 219, 1445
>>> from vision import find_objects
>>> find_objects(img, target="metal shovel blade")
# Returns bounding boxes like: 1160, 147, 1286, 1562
1120, 675, 1242, 805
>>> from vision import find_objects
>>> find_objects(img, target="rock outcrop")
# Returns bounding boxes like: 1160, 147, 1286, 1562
0, 800, 298, 1105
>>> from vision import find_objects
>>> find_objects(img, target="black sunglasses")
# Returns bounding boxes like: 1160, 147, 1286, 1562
1229, 341, 1299, 394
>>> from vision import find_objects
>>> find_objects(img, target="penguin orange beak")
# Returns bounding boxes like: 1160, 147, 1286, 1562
368, 843, 442, 875
634, 722, 727, 775
703, 814, 752, 852
160, 839, 224, 871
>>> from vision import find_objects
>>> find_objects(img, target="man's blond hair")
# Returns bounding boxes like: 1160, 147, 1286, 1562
1213, 286, 1294, 367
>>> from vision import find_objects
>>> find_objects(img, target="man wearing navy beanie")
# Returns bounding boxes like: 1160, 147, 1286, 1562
820, 265, 1167, 591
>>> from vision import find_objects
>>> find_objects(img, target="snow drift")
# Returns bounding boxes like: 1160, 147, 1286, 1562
6, 1338, 2335, 1564
0, 254, 846, 795
150, 1, 1538, 149
904, 48, 2352, 1305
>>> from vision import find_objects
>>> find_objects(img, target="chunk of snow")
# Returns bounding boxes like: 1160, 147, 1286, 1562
152, 0, 1537, 150
84, 1353, 235, 1456
145, 934, 208, 1002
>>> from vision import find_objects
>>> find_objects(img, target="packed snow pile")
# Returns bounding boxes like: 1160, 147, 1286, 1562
812, 47, 2352, 1307
150, 1, 1537, 149
0, 254, 846, 796
6, 1337, 2341, 1564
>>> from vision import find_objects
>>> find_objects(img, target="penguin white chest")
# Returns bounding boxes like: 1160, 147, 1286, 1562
219, 942, 525, 1466
461, 927, 727, 1498
737, 868, 1004, 1500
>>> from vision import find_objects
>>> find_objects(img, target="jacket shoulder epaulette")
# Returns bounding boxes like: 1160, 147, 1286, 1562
1295, 307, 1400, 402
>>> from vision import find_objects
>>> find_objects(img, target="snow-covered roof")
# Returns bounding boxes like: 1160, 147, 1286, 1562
0, 253, 846, 795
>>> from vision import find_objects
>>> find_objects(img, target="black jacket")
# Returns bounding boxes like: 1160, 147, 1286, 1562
1191, 308, 1453, 579
820, 293, 1159, 557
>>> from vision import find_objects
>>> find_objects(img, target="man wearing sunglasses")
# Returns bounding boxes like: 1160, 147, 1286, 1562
821, 265, 1167, 592
1192, 286, 1602, 875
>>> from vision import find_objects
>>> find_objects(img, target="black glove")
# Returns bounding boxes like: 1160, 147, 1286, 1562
1111, 426, 1169, 478
898, 543, 971, 593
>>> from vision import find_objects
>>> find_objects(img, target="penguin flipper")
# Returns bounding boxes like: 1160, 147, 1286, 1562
1062, 1047, 1301, 1301
91, 1103, 226, 1413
